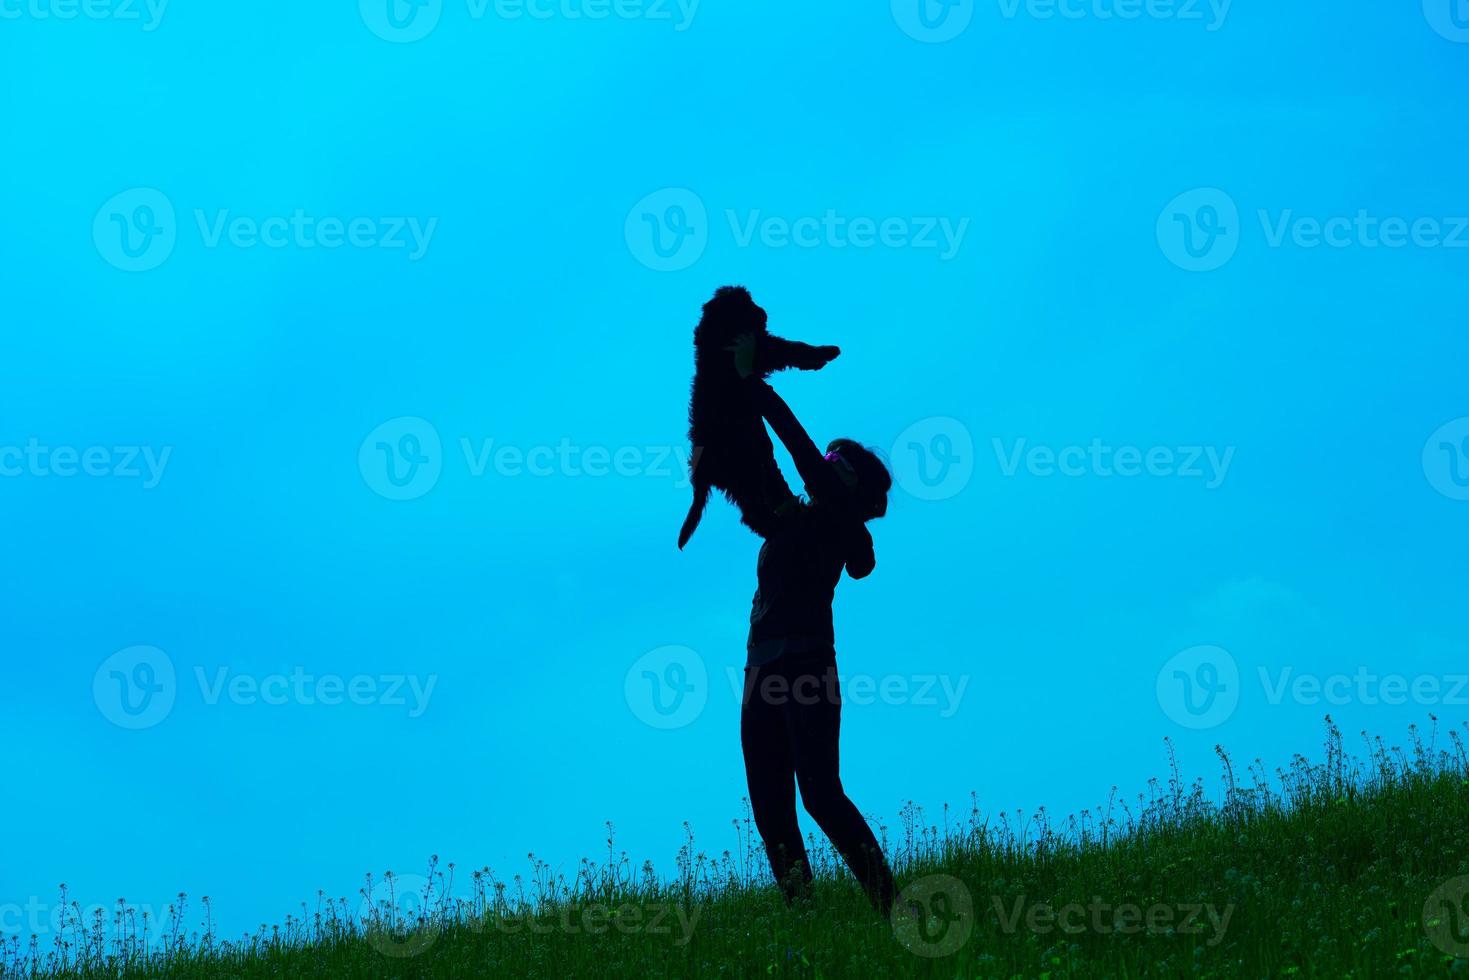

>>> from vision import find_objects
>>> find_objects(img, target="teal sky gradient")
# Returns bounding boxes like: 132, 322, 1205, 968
2, 0, 1466, 943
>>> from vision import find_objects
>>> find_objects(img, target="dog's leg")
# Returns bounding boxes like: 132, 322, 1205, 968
756, 335, 841, 374
723, 417, 797, 539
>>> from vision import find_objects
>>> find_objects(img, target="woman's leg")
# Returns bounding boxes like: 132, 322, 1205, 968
741, 664, 812, 903
783, 654, 896, 913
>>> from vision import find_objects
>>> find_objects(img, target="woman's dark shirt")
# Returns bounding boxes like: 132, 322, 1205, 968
747, 499, 874, 665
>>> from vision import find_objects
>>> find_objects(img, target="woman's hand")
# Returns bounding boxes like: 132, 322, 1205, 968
725, 333, 758, 380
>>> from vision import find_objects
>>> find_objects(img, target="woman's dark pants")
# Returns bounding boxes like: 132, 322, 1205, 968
740, 649, 896, 912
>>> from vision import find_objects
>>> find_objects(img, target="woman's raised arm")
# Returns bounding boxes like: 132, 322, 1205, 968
745, 379, 846, 504
728, 331, 848, 504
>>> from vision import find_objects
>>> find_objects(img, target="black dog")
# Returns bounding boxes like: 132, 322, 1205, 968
678, 286, 840, 549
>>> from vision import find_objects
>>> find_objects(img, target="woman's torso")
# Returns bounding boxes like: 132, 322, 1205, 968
746, 505, 853, 665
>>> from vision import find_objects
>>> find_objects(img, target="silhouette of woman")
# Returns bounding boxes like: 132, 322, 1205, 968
727, 333, 897, 913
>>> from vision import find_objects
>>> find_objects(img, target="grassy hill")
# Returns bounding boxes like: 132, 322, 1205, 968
7, 719, 1469, 978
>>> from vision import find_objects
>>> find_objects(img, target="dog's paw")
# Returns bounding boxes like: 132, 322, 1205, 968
808, 345, 841, 368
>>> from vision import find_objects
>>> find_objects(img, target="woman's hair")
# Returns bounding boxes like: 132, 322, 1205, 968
825, 438, 893, 520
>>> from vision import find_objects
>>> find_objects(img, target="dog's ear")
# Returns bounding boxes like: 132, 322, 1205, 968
708, 285, 752, 312
702, 285, 752, 325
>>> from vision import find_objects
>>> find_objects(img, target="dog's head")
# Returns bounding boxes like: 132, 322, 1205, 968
695, 285, 768, 349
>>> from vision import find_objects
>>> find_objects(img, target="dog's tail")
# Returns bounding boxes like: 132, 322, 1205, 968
678, 482, 711, 551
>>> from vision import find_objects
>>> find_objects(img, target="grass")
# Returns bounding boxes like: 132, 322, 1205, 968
8, 717, 1469, 978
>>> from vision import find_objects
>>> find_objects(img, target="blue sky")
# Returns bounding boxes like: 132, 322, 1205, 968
2, 0, 1467, 946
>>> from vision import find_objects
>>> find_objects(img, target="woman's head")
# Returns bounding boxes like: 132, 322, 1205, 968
824, 439, 892, 520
